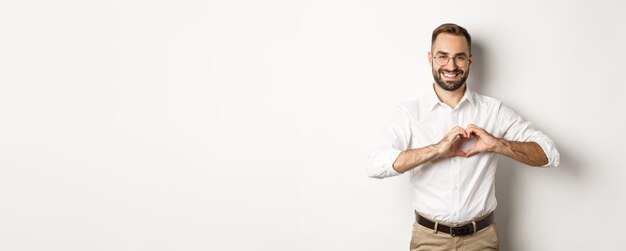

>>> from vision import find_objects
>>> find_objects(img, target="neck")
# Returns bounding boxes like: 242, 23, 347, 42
433, 83, 466, 109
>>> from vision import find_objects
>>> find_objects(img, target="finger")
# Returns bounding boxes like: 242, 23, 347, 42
466, 148, 477, 157
458, 130, 468, 139
466, 143, 487, 156
454, 149, 467, 157
449, 131, 460, 141
447, 133, 460, 143
456, 126, 468, 138
451, 127, 465, 139
467, 124, 481, 132
468, 127, 483, 137
460, 128, 469, 139
465, 127, 477, 137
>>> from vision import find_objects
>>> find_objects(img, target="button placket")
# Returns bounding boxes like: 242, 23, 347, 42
451, 109, 462, 222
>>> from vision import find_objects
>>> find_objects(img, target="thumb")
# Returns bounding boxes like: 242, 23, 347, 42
466, 147, 478, 158
454, 149, 467, 157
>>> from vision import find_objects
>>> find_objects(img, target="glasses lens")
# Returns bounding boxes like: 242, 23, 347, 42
455, 57, 467, 67
435, 56, 448, 66
435, 56, 467, 67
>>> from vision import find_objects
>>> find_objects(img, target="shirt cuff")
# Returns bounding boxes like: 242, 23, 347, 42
533, 138, 560, 167
388, 148, 403, 175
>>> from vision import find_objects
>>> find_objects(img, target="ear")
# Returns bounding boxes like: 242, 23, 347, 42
468, 53, 473, 65
428, 51, 433, 67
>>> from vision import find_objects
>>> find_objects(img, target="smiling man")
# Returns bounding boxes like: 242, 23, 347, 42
367, 23, 560, 251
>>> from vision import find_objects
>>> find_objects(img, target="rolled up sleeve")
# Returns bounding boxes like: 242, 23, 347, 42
497, 103, 560, 167
367, 104, 412, 178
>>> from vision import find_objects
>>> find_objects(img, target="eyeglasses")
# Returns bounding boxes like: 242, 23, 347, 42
434, 54, 469, 67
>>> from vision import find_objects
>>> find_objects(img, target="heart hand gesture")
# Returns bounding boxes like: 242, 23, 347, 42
436, 124, 501, 159
465, 124, 500, 157
436, 126, 469, 158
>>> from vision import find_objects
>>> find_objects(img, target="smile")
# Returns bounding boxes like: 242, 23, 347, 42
442, 71, 461, 80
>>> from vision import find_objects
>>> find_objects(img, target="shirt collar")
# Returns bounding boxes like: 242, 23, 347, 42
425, 84, 475, 111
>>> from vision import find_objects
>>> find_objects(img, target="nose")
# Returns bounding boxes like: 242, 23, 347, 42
444, 58, 458, 70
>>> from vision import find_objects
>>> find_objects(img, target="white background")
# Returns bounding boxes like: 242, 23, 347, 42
0, 0, 624, 250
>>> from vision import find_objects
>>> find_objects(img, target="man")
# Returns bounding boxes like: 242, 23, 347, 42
367, 23, 560, 251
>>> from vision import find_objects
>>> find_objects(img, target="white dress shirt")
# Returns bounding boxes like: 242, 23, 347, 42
367, 85, 560, 223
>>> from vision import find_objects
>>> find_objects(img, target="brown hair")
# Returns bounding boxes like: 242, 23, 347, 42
431, 23, 471, 51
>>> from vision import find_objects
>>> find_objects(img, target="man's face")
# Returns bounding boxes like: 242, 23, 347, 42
429, 33, 472, 91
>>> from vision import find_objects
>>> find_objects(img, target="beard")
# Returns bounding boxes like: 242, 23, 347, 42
432, 67, 470, 91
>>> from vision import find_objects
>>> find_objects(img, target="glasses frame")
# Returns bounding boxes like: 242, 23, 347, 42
433, 53, 470, 67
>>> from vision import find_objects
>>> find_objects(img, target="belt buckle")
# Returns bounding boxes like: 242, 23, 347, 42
449, 222, 475, 237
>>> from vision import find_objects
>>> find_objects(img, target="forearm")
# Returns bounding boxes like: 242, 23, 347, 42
495, 139, 548, 167
392, 144, 440, 173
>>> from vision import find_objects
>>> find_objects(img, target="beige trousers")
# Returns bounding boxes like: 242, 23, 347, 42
410, 222, 500, 251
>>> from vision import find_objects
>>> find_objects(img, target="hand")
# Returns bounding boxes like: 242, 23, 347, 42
465, 124, 501, 157
436, 126, 469, 158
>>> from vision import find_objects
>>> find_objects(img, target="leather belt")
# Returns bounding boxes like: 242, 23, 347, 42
415, 211, 494, 237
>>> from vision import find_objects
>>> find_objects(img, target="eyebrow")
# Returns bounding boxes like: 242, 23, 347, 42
435, 51, 469, 57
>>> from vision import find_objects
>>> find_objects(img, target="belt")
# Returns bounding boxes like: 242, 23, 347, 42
415, 211, 494, 237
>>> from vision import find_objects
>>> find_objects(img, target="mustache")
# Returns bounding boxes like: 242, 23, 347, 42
439, 68, 463, 74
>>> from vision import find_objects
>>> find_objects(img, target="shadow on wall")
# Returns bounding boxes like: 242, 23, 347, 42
468, 40, 488, 94
470, 40, 585, 251
494, 136, 583, 251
